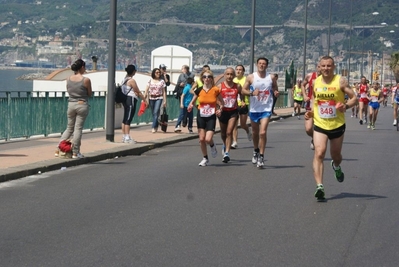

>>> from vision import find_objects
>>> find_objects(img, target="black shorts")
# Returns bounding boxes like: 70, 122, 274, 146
294, 100, 303, 105
197, 113, 217, 131
238, 105, 249, 115
218, 109, 238, 124
314, 124, 346, 140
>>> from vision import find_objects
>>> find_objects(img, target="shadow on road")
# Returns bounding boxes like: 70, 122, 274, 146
328, 192, 387, 201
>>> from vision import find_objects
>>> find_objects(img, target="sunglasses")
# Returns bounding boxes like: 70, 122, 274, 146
202, 75, 213, 79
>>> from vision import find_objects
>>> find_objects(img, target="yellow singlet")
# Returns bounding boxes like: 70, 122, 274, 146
313, 75, 345, 130
233, 76, 249, 106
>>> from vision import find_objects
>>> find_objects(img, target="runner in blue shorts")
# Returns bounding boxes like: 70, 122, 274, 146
242, 57, 279, 168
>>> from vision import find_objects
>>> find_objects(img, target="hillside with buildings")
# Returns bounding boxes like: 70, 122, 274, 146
0, 0, 398, 80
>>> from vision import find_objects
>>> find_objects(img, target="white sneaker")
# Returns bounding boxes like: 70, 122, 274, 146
72, 153, 84, 159
124, 136, 136, 144
292, 112, 295, 117
394, 119, 397, 126
210, 145, 218, 158
257, 155, 264, 168
198, 158, 209, 166
297, 116, 300, 120
252, 151, 259, 164
310, 139, 315, 150
247, 127, 253, 141
231, 142, 238, 149
174, 125, 181, 132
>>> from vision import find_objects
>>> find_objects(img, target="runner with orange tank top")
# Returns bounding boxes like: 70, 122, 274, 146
218, 67, 241, 163
188, 70, 223, 166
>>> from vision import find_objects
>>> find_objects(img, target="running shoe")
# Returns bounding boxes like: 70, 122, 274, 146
359, 119, 363, 125
367, 123, 371, 129
292, 112, 295, 117
372, 124, 375, 130
351, 114, 354, 118
198, 158, 209, 166
364, 118, 367, 124
310, 139, 315, 150
257, 155, 264, 168
247, 127, 253, 141
231, 142, 238, 149
297, 115, 300, 120
393, 119, 397, 126
252, 151, 259, 164
210, 145, 218, 158
222, 153, 230, 163
314, 184, 325, 200
188, 128, 194, 134
331, 160, 344, 182
54, 149, 59, 157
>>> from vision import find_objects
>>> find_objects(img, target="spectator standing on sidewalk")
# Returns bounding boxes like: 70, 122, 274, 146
175, 77, 195, 133
144, 68, 167, 133
174, 65, 194, 100
159, 64, 170, 90
120, 65, 146, 143
57, 59, 92, 159
271, 73, 279, 116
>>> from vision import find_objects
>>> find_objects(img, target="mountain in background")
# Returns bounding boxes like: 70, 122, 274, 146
0, 0, 398, 74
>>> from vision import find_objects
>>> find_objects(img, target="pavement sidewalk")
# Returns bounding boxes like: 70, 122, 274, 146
0, 107, 296, 182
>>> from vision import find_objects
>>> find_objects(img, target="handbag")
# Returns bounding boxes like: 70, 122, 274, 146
159, 107, 168, 132
138, 101, 147, 116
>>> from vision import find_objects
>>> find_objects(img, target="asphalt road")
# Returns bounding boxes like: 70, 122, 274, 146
1, 107, 398, 267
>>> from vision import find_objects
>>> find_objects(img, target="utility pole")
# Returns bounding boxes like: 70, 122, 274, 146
250, 0, 256, 73
302, 0, 308, 80
106, 0, 117, 142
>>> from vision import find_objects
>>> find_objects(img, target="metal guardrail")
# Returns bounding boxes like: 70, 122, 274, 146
0, 91, 289, 141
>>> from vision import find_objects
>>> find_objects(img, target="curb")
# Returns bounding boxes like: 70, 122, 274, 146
0, 112, 296, 183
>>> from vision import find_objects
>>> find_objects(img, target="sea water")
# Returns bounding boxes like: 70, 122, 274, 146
0, 69, 35, 92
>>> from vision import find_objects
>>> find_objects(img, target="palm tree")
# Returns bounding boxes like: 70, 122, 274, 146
389, 52, 399, 83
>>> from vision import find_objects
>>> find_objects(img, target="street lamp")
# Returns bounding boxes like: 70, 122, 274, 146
302, 0, 308, 80
361, 11, 379, 78
249, 0, 256, 73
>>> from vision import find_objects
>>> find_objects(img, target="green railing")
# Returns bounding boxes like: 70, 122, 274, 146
0, 91, 289, 141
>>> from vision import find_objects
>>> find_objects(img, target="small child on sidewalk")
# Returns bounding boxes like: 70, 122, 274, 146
175, 77, 194, 133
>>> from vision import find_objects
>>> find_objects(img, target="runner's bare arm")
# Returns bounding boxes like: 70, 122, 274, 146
340, 76, 357, 111
241, 74, 253, 96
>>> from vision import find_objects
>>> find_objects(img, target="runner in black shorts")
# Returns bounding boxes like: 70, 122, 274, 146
218, 67, 242, 163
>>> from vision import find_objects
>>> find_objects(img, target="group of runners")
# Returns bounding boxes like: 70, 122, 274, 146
186, 55, 399, 201
347, 78, 399, 129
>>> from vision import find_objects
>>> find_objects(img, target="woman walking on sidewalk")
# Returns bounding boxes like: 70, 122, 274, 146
121, 65, 146, 143
57, 59, 92, 159
144, 68, 167, 133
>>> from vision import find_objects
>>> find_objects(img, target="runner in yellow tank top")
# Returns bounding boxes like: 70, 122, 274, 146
311, 56, 357, 201
367, 82, 383, 130
231, 64, 252, 149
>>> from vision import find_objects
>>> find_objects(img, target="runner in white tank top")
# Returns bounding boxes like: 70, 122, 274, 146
242, 57, 279, 168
